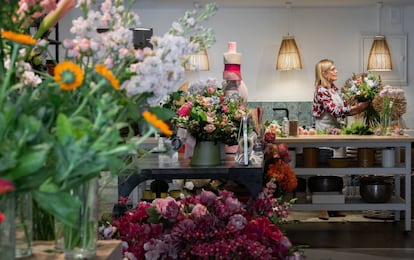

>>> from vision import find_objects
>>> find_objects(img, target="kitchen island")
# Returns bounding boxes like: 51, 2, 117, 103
277, 134, 413, 232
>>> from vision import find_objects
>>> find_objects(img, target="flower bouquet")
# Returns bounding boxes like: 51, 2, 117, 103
108, 186, 299, 259
342, 72, 381, 127
173, 78, 246, 145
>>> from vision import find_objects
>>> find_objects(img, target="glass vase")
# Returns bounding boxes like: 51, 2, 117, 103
0, 194, 15, 260
63, 178, 99, 260
381, 113, 392, 136
15, 192, 33, 258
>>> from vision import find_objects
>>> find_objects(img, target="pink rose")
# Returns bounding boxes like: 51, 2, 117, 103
204, 124, 216, 133
191, 203, 207, 218
207, 87, 215, 94
221, 104, 229, 113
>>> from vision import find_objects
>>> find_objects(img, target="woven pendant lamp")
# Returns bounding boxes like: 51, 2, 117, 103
367, 35, 392, 71
276, 36, 302, 70
276, 2, 302, 71
367, 2, 392, 71
185, 49, 210, 71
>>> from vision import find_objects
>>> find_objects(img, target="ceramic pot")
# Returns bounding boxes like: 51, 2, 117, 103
190, 141, 221, 166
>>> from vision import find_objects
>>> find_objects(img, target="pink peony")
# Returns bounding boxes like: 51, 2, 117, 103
154, 197, 180, 219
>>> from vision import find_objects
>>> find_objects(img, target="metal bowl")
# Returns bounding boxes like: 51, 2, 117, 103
360, 180, 393, 203
308, 176, 343, 193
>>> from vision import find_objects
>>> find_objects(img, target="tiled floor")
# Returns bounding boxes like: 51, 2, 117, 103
282, 212, 414, 259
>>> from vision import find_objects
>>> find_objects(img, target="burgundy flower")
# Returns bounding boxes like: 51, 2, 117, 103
227, 214, 247, 231
199, 190, 217, 206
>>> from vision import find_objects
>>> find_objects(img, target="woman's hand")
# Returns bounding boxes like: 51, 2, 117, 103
349, 102, 369, 116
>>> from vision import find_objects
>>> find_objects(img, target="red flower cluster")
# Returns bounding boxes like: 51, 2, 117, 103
109, 188, 295, 259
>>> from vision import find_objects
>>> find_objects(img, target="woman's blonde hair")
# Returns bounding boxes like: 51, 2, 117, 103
315, 58, 334, 88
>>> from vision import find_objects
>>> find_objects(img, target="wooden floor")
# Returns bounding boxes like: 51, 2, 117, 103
282, 217, 414, 259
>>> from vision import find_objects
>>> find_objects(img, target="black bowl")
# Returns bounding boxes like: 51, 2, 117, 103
308, 176, 343, 193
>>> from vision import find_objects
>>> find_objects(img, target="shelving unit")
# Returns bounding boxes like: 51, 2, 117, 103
278, 135, 413, 232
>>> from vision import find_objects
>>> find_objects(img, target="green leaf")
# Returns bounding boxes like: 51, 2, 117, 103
56, 113, 72, 143
8, 144, 50, 180
145, 207, 161, 224
33, 191, 80, 228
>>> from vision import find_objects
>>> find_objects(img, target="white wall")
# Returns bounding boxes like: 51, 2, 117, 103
60, 5, 414, 127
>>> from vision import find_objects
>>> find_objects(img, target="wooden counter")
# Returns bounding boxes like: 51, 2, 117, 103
29, 240, 122, 260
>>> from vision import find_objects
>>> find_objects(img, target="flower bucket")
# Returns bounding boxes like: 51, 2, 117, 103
0, 194, 16, 259
191, 141, 221, 166
63, 178, 98, 260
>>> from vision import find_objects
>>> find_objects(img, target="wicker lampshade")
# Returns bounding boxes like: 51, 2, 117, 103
276, 36, 302, 71
185, 49, 210, 71
367, 35, 392, 71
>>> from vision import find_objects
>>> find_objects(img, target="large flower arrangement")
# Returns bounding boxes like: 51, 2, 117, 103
342, 72, 381, 127
0, 0, 217, 229
372, 85, 406, 135
172, 78, 246, 145
106, 186, 299, 259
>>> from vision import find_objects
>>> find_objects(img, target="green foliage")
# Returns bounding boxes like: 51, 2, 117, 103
342, 122, 374, 135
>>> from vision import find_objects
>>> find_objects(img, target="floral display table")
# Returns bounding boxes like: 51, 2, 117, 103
29, 240, 122, 260
115, 152, 264, 214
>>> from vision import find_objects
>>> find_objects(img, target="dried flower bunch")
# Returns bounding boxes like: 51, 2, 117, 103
372, 85, 406, 122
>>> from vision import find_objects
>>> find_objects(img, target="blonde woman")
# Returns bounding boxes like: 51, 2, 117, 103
312, 59, 368, 220
313, 59, 368, 130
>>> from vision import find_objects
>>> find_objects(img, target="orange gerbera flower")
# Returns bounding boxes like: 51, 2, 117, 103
1, 30, 36, 45
142, 111, 172, 137
54, 61, 84, 90
95, 64, 120, 90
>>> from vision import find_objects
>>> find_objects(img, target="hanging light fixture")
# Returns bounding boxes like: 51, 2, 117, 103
184, 1, 210, 72
367, 2, 392, 71
184, 49, 210, 71
276, 2, 302, 71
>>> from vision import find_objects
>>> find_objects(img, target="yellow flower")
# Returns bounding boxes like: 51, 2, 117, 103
95, 64, 120, 90
54, 61, 84, 90
1, 31, 36, 45
142, 111, 172, 137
